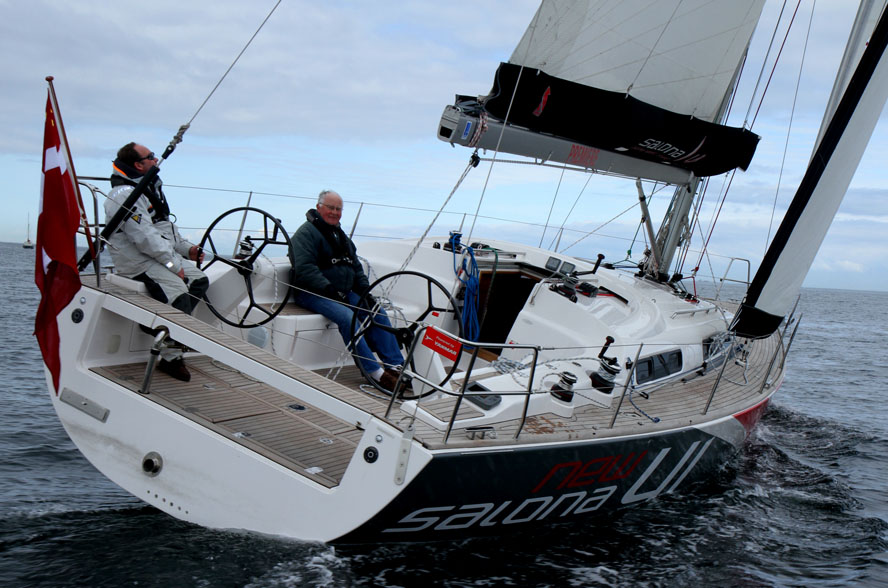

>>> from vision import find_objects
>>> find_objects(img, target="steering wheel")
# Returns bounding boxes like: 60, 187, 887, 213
350, 270, 464, 399
197, 207, 294, 328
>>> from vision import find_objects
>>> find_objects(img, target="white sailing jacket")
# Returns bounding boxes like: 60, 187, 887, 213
103, 184, 195, 277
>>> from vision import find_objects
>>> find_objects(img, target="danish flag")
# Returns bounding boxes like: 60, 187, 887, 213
34, 91, 82, 393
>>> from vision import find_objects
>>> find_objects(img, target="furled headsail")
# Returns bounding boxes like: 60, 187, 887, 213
731, 2, 888, 338
438, 0, 766, 184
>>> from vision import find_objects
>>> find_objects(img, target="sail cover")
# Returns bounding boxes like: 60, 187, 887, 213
481, 0, 765, 177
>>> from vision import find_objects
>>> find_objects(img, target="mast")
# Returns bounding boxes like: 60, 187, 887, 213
649, 22, 754, 282
731, 2, 888, 338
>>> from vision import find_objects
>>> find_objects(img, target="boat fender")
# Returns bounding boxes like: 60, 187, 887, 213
141, 452, 163, 477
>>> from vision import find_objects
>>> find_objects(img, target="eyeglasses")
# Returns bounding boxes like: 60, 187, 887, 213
321, 203, 343, 212
136, 152, 156, 162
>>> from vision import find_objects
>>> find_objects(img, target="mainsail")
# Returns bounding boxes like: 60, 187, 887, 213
731, 2, 888, 338
438, 0, 766, 183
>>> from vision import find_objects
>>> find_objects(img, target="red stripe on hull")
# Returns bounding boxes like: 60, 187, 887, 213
733, 397, 771, 436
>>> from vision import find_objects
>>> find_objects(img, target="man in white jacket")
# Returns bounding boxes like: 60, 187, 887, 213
103, 142, 208, 381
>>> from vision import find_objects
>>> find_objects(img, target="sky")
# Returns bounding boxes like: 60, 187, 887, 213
2, 0, 887, 292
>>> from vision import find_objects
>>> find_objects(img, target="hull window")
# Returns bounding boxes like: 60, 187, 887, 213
635, 350, 683, 385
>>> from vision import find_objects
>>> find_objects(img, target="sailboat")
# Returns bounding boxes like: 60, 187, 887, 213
37, 0, 888, 543
23, 213, 34, 249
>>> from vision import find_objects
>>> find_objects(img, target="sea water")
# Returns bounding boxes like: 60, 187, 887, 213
1, 242, 885, 587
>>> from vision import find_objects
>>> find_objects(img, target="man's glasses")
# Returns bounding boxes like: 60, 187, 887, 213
136, 152, 156, 162
321, 203, 343, 212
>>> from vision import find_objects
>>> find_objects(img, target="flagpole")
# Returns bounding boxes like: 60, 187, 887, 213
45, 76, 98, 271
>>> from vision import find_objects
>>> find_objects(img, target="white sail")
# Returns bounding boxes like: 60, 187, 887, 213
439, 0, 766, 181
511, 0, 767, 122
732, 4, 888, 337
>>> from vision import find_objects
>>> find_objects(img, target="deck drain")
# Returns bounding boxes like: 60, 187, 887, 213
288, 403, 306, 411
233, 431, 252, 438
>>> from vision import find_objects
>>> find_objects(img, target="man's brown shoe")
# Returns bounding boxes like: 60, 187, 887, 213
158, 357, 191, 382
378, 367, 412, 395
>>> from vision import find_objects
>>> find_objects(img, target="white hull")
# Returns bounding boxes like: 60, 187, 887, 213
48, 237, 785, 542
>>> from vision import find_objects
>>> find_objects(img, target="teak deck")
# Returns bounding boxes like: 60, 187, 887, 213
86, 278, 786, 488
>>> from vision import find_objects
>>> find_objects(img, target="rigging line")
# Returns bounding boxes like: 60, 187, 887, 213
767, 0, 816, 251
695, 168, 738, 271
539, 164, 568, 247
558, 179, 669, 255
547, 173, 593, 251
395, 156, 478, 273
751, 0, 804, 127
466, 0, 544, 247
678, 176, 712, 270
185, 0, 283, 127
692, 1, 801, 273
744, 0, 792, 126
558, 200, 640, 255
695, 217, 722, 295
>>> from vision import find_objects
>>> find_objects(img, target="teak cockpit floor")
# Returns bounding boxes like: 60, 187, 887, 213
86, 278, 786, 487
92, 358, 366, 488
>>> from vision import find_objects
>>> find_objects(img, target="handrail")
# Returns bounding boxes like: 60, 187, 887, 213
715, 257, 751, 300
387, 324, 541, 444
670, 305, 718, 319
77, 180, 108, 286
609, 344, 643, 428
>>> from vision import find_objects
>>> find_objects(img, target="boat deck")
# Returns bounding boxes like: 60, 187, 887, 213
85, 278, 785, 488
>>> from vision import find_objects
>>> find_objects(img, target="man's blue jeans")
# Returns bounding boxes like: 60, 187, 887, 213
293, 290, 405, 374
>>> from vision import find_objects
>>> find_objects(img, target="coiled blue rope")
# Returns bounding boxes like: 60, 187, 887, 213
451, 235, 480, 342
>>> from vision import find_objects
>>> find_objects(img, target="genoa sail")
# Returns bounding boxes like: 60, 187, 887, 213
439, 0, 766, 182
731, 3, 888, 338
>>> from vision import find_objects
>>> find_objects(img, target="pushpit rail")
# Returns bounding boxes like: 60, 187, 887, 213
386, 325, 541, 444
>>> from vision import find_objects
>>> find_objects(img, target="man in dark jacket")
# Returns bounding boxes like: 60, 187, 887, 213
291, 190, 407, 393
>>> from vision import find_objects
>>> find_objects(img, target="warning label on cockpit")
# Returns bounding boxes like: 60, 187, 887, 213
421, 327, 462, 362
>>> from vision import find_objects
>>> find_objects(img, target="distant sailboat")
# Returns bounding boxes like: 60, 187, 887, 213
23, 213, 34, 249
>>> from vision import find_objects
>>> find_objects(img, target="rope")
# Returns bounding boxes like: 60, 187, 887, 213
767, 0, 815, 252
452, 241, 480, 341
547, 173, 593, 250
393, 154, 479, 275
557, 199, 640, 255
628, 389, 661, 423
539, 164, 568, 247
184, 0, 283, 129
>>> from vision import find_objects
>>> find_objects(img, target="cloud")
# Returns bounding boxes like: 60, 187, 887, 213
4, 0, 888, 294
